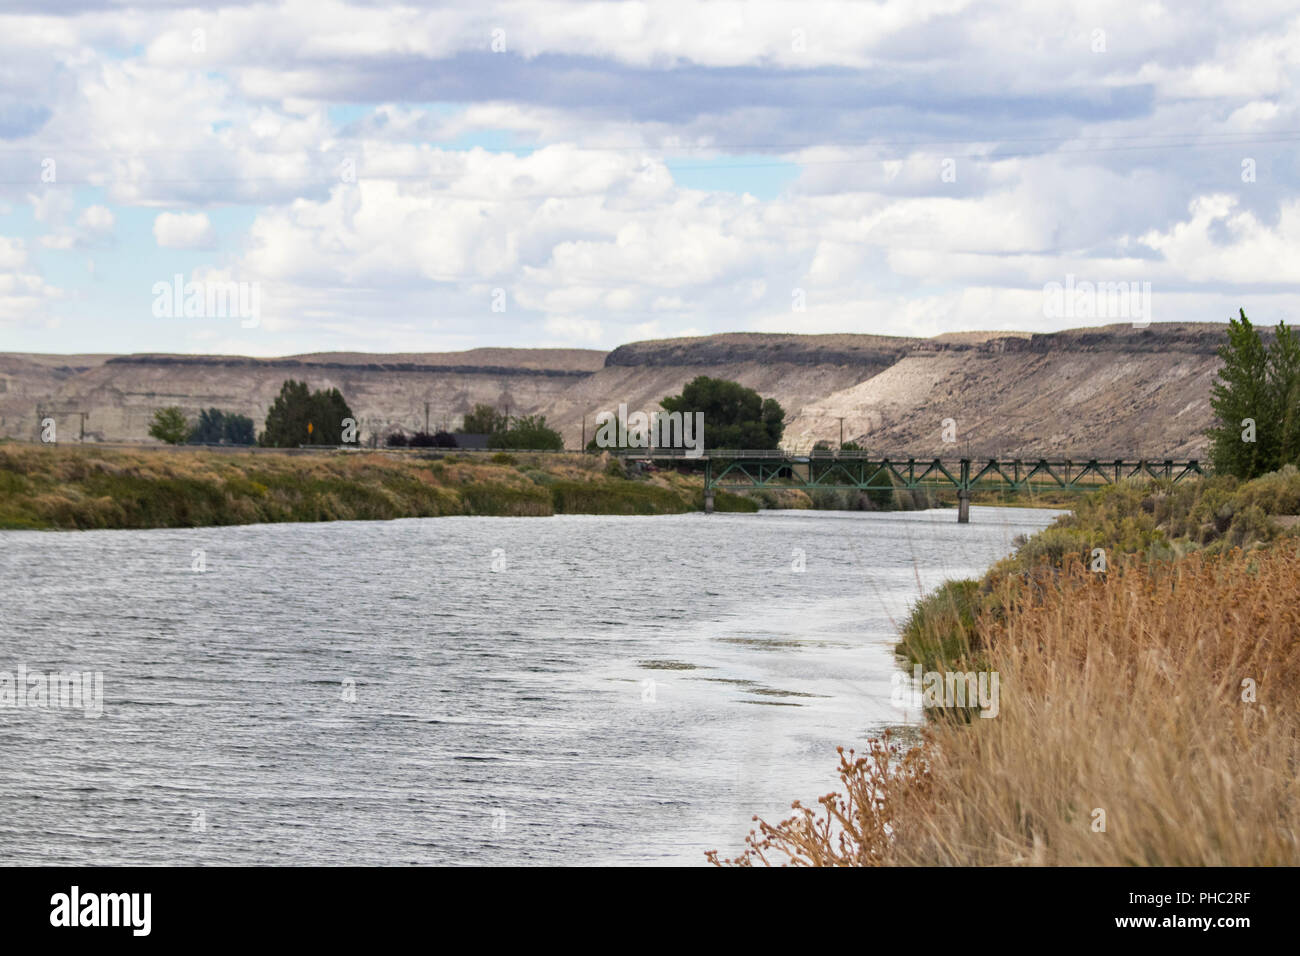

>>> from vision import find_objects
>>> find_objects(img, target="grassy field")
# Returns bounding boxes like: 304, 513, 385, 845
712, 466, 1300, 867
0, 444, 757, 530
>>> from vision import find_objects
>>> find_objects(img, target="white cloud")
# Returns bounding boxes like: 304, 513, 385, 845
154, 212, 216, 249
0, 237, 63, 324
77, 205, 114, 236
543, 316, 603, 342
1140, 195, 1300, 285
6, 1, 1300, 351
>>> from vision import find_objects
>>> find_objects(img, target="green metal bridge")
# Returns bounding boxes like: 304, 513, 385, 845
613, 449, 1206, 521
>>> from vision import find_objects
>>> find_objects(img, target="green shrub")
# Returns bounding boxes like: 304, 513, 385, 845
520, 468, 555, 486
461, 483, 551, 516
1236, 464, 1300, 516
810, 488, 848, 510
707, 489, 760, 513
897, 579, 983, 671
551, 480, 685, 515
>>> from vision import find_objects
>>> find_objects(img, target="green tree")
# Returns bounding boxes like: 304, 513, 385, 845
585, 411, 629, 451
261, 380, 312, 447
223, 413, 256, 445
496, 414, 564, 450
1208, 311, 1271, 478
459, 404, 509, 435
260, 380, 355, 447
1267, 319, 1300, 468
149, 407, 191, 445
187, 408, 226, 444
188, 408, 255, 445
659, 376, 785, 450
1208, 311, 1300, 478
308, 387, 354, 444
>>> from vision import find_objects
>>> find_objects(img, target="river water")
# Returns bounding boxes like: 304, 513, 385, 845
0, 505, 1059, 865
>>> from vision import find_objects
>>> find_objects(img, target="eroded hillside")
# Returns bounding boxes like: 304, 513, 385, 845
784, 324, 1224, 457
0, 350, 602, 444
0, 324, 1228, 456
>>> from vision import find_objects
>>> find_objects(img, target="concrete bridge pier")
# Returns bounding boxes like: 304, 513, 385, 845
957, 459, 971, 523
704, 491, 714, 514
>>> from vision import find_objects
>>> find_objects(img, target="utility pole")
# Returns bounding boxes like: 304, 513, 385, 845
835, 416, 845, 449
424, 402, 430, 435
581, 414, 586, 451
79, 411, 87, 443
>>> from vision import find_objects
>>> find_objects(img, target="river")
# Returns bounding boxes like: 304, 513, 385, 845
0, 505, 1060, 865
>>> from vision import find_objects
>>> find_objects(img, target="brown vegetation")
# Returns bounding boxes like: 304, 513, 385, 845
711, 546, 1300, 866
0, 445, 755, 530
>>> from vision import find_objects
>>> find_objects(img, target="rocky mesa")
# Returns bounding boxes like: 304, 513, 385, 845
0, 323, 1227, 457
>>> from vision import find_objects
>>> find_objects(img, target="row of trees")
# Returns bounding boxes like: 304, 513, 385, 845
452, 405, 563, 449
382, 406, 565, 449
189, 408, 256, 445
147, 375, 786, 452
147, 406, 255, 445
1208, 310, 1300, 479
148, 380, 355, 447
387, 430, 458, 448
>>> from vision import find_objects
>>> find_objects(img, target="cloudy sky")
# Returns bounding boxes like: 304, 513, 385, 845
2, 0, 1299, 356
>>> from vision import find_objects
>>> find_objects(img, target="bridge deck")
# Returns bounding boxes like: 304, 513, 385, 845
615, 450, 1202, 486
612, 450, 1204, 518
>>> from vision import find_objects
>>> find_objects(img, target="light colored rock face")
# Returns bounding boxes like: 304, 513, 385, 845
0, 323, 1227, 456
785, 324, 1224, 457
547, 360, 899, 448
0, 351, 603, 444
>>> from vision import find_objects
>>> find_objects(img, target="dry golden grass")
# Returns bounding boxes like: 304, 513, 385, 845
0, 444, 755, 529
712, 546, 1300, 866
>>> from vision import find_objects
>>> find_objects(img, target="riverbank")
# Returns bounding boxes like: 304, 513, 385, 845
898, 465, 1300, 672
0, 443, 1074, 531
712, 466, 1300, 866
0, 444, 759, 530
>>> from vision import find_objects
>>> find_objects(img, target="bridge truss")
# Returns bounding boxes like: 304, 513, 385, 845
613, 450, 1206, 521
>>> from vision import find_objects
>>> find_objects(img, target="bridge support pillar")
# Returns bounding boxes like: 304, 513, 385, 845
704, 491, 715, 514
957, 458, 971, 523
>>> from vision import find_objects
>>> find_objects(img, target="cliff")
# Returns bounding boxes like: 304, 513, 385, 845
0, 323, 1230, 456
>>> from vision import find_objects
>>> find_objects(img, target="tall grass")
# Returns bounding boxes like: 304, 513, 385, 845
0, 445, 755, 529
712, 547, 1300, 865
895, 579, 981, 671
897, 469, 1300, 673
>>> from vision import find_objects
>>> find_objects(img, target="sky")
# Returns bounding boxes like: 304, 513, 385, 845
2, 0, 1300, 356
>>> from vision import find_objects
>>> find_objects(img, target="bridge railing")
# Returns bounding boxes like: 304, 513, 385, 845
611, 448, 808, 459
611, 448, 1205, 466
